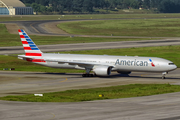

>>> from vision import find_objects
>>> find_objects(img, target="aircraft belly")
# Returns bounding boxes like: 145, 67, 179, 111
44, 62, 76, 69
114, 65, 167, 72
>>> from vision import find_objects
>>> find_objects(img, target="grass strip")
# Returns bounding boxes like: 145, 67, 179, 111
0, 24, 153, 47
0, 84, 180, 102
0, 45, 179, 73
1, 13, 180, 21
58, 19, 180, 37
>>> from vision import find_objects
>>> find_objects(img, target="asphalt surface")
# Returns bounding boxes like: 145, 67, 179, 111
1, 39, 180, 55
1, 92, 180, 120
1, 19, 180, 120
0, 69, 180, 97
0, 69, 180, 120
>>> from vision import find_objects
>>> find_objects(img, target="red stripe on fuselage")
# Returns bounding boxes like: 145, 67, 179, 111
20, 35, 25, 38
24, 47, 32, 50
22, 41, 28, 44
32, 59, 46, 62
25, 53, 42, 56
26, 58, 46, 63
26, 58, 32, 62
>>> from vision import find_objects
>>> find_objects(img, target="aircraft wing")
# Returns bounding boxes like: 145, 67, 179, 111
46, 59, 115, 68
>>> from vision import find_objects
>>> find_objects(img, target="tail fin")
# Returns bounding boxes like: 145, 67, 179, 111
18, 29, 42, 56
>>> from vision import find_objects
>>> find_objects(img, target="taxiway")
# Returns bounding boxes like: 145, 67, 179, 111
0, 69, 180, 97
1, 39, 180, 55
0, 69, 180, 120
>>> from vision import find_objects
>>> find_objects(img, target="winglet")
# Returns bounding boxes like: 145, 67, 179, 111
18, 29, 42, 56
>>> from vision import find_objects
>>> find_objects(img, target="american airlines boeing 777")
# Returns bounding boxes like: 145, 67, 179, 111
18, 29, 177, 79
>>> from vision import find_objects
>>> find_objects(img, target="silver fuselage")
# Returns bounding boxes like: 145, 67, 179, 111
19, 53, 177, 73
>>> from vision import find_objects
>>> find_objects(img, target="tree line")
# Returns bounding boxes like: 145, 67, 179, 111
20, 0, 180, 14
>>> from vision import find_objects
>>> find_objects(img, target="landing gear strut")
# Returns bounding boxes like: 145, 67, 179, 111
162, 72, 168, 79
82, 68, 94, 77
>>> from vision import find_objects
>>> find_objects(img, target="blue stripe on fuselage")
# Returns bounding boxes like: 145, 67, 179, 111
28, 42, 34, 44
31, 48, 39, 50
26, 39, 32, 42
29, 45, 37, 47
24, 36, 29, 38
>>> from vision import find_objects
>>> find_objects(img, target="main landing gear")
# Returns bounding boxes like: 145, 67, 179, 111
162, 72, 168, 79
82, 74, 94, 77
82, 68, 94, 77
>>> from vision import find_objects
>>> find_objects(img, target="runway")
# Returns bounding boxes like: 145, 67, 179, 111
1, 39, 180, 55
0, 69, 180, 120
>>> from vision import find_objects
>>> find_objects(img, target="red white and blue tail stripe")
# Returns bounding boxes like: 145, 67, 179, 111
18, 29, 42, 56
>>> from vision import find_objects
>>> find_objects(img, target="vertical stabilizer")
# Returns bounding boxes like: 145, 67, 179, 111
18, 29, 42, 56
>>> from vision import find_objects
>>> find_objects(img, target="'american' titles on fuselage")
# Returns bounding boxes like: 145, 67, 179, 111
115, 59, 149, 67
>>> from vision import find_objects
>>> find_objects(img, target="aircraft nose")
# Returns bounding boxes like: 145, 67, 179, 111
174, 65, 177, 70
171, 64, 177, 71
167, 62, 177, 71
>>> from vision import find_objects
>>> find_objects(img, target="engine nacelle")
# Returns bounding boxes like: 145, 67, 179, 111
93, 66, 112, 76
117, 71, 131, 74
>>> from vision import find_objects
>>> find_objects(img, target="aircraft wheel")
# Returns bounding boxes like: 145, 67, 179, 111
82, 74, 88, 77
82, 74, 94, 77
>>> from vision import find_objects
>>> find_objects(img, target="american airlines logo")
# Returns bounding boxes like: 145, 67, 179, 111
115, 59, 149, 66
149, 59, 155, 67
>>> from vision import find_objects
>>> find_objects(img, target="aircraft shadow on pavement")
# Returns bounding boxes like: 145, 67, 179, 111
110, 74, 180, 80
35, 72, 180, 80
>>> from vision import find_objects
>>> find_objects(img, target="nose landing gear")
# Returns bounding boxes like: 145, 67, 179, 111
162, 72, 168, 79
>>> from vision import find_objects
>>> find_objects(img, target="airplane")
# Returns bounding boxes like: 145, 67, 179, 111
18, 29, 177, 79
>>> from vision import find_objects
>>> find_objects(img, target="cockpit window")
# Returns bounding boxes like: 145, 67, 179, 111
169, 63, 175, 65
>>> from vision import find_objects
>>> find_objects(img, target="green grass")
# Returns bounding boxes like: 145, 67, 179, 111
0, 24, 153, 47
0, 45, 180, 73
0, 84, 180, 102
58, 19, 180, 37
1, 13, 180, 21
94, 8, 156, 14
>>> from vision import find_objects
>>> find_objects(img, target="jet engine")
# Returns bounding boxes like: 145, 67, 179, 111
93, 66, 112, 76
